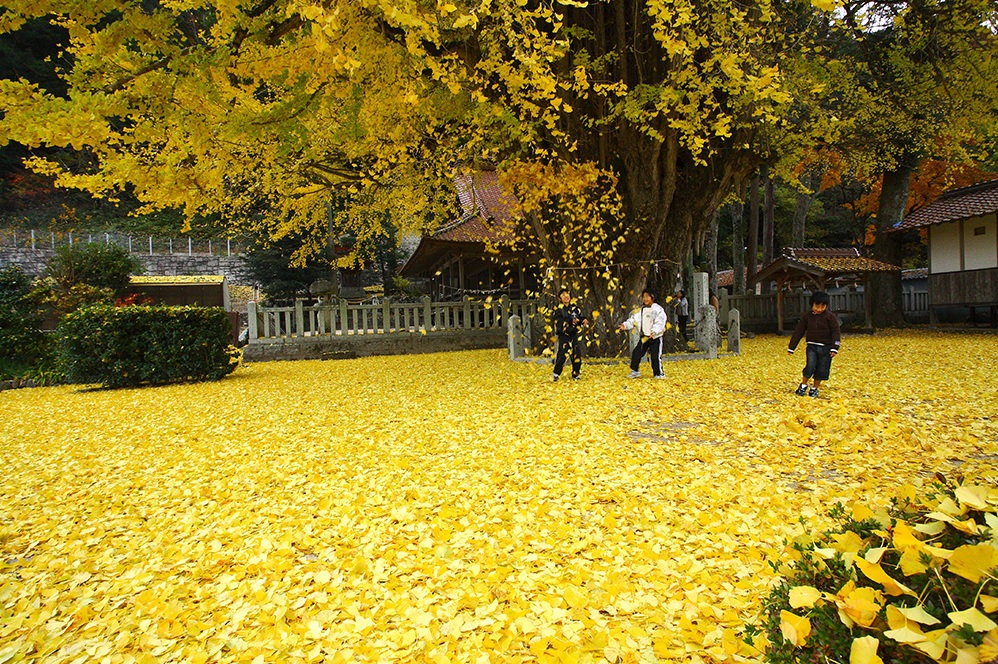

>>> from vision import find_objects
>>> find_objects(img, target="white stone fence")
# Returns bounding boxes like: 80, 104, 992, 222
248, 296, 538, 341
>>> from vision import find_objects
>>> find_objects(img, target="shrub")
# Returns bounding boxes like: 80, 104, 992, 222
750, 476, 998, 664
0, 265, 47, 362
59, 304, 240, 388
45, 242, 143, 294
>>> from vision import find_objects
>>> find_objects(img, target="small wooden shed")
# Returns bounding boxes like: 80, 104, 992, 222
751, 248, 900, 331
127, 275, 231, 309
893, 179, 998, 324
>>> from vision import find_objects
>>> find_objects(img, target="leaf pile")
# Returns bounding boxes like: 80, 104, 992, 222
1, 331, 996, 663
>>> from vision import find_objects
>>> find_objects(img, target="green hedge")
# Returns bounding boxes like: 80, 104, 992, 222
59, 304, 240, 387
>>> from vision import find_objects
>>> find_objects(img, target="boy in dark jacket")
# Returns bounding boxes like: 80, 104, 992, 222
552, 288, 589, 381
788, 291, 841, 398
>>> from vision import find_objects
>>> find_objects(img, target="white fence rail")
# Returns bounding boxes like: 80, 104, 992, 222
248, 296, 537, 341
0, 229, 247, 256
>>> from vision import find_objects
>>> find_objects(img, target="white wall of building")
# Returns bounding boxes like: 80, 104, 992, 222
930, 221, 962, 273
962, 213, 998, 270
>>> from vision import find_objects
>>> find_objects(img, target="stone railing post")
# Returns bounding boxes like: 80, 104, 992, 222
422, 296, 432, 332
727, 308, 741, 354
696, 306, 718, 359
382, 296, 391, 333
247, 301, 258, 341
507, 314, 525, 359
463, 295, 472, 329
339, 299, 348, 335
295, 299, 305, 338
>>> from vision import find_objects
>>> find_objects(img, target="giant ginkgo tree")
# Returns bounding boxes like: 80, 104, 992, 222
0, 0, 815, 351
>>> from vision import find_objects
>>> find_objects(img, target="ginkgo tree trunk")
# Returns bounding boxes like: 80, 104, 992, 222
0, 0, 802, 354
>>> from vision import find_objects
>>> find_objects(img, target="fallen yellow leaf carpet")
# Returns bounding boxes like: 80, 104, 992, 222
1, 331, 996, 663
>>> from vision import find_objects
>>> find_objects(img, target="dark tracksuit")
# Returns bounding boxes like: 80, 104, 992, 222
788, 309, 841, 381
553, 303, 585, 378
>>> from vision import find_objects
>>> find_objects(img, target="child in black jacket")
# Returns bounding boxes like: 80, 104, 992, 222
788, 291, 841, 398
552, 288, 589, 381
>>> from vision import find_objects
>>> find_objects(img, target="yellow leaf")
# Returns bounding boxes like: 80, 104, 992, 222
911, 630, 949, 659
892, 520, 923, 550
955, 485, 991, 510
850, 635, 883, 664
980, 595, 998, 613
780, 610, 811, 647
884, 625, 927, 643
979, 629, 998, 662
789, 586, 823, 609
563, 585, 588, 609
894, 604, 941, 626
949, 608, 998, 632
855, 559, 915, 596
948, 544, 998, 583
899, 549, 929, 577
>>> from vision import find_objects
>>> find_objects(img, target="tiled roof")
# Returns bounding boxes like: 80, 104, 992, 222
433, 171, 519, 243
894, 179, 998, 230
753, 248, 900, 283
781, 247, 899, 273
797, 256, 900, 273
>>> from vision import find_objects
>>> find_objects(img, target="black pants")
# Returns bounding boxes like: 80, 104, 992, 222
630, 337, 663, 376
554, 335, 582, 377
678, 315, 689, 341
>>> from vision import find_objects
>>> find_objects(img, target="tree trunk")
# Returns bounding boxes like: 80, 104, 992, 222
791, 171, 818, 247
747, 175, 760, 291
763, 167, 775, 269
707, 209, 719, 295
731, 191, 745, 295
868, 164, 911, 327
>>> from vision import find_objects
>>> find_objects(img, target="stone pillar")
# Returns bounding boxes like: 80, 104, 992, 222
696, 306, 719, 359
727, 309, 741, 354
422, 296, 432, 332
247, 301, 258, 341
691, 271, 709, 322
507, 314, 525, 359
295, 300, 305, 338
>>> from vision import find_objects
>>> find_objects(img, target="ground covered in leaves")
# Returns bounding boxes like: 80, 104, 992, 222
1, 331, 996, 663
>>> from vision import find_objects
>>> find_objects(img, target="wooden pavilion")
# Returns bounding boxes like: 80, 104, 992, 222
751, 248, 901, 331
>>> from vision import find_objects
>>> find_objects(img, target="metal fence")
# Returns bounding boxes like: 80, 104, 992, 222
0, 229, 248, 256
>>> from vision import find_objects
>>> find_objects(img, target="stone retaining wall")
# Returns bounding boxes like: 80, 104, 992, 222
0, 247, 254, 284
243, 328, 506, 362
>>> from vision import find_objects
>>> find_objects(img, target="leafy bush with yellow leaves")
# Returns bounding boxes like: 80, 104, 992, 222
752, 477, 998, 664
59, 304, 240, 387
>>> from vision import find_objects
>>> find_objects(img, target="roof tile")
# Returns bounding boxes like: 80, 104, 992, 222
895, 179, 998, 230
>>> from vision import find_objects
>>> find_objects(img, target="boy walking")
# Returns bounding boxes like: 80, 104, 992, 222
617, 288, 668, 379
787, 291, 841, 397
552, 288, 589, 381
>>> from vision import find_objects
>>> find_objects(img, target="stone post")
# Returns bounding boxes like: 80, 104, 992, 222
727, 309, 741, 354
295, 299, 305, 338
507, 314, 525, 359
247, 301, 258, 341
696, 306, 719, 359
422, 296, 432, 332
382, 296, 391, 333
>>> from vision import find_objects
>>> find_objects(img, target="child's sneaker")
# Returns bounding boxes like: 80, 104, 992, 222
552, 374, 560, 382
795, 384, 808, 396
653, 374, 666, 379
627, 370, 641, 379
572, 374, 581, 380
808, 387, 819, 398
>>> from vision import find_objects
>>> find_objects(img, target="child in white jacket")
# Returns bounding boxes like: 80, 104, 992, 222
617, 289, 668, 379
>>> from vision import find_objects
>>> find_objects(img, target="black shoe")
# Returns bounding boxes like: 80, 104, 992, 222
795, 384, 807, 396
572, 374, 580, 380
552, 374, 560, 382
808, 387, 819, 398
